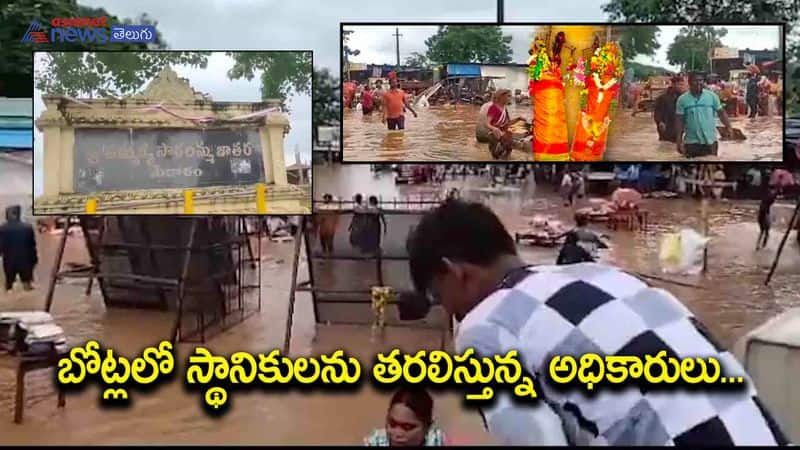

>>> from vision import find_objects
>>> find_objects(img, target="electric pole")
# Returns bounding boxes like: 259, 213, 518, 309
497, 0, 504, 23
393, 28, 402, 69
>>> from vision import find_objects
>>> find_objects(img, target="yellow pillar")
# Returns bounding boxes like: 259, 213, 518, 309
256, 183, 267, 214
85, 198, 97, 214
550, 25, 603, 149
183, 189, 194, 214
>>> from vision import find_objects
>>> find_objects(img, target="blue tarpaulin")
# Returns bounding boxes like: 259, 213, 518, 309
0, 98, 33, 150
446, 63, 481, 78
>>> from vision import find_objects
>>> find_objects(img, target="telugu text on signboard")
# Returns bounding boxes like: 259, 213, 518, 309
73, 128, 267, 193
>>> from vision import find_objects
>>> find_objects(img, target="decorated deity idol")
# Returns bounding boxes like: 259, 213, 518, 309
529, 35, 570, 161
571, 41, 624, 161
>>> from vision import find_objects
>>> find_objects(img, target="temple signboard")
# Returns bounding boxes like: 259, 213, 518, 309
73, 128, 266, 193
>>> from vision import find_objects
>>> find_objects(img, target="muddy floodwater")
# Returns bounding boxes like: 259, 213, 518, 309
315, 164, 800, 350
343, 105, 784, 162
0, 163, 797, 445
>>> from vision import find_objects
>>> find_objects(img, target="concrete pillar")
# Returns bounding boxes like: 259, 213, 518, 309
40, 125, 62, 197
59, 127, 75, 194
264, 114, 289, 185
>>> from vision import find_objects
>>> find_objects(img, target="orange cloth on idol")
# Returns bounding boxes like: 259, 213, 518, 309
532, 72, 569, 161
571, 74, 619, 161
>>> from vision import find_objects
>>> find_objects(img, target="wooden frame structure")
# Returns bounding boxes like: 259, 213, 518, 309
284, 202, 453, 355
44, 216, 263, 343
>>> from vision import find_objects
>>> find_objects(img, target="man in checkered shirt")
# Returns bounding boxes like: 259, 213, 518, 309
406, 199, 789, 446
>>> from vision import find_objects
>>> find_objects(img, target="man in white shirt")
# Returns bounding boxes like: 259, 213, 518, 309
405, 199, 789, 446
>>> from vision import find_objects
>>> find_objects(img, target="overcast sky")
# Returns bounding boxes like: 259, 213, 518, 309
30, 1, 784, 195
346, 25, 782, 72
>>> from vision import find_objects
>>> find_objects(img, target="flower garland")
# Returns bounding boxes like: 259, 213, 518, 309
528, 37, 551, 82
370, 286, 394, 340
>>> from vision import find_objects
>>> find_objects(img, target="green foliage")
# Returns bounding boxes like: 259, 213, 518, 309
36, 52, 210, 98
627, 61, 673, 79
342, 29, 360, 79
226, 51, 312, 105
617, 26, 660, 61
404, 52, 431, 69
425, 26, 513, 65
312, 67, 340, 139
666, 26, 727, 72
602, 0, 799, 115
1, 0, 168, 77
603, 0, 798, 23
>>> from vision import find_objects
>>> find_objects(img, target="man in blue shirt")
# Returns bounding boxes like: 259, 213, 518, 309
675, 72, 734, 158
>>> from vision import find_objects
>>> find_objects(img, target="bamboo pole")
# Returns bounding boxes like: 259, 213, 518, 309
765, 199, 800, 285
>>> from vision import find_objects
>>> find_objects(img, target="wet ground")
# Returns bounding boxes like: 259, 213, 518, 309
607, 114, 784, 162
343, 104, 533, 162
314, 164, 800, 350
0, 151, 34, 221
0, 233, 493, 445
0, 161, 797, 444
342, 105, 784, 163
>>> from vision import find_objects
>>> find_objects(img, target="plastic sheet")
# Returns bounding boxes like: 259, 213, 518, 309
659, 228, 710, 275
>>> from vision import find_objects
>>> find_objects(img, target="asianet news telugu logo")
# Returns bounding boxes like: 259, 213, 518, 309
21, 16, 156, 44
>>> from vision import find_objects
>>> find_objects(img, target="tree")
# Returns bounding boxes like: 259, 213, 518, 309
226, 51, 312, 105
404, 52, 432, 68
342, 29, 360, 80
312, 68, 340, 143
603, 0, 798, 23
618, 26, 660, 61
666, 26, 727, 72
425, 26, 513, 64
603, 0, 799, 114
1, 0, 168, 96
36, 52, 210, 98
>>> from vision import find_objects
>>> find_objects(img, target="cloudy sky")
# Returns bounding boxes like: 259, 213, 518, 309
346, 25, 782, 72
30, 0, 783, 195
33, 49, 311, 196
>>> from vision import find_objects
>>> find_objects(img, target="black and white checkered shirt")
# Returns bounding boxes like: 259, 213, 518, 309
455, 263, 789, 446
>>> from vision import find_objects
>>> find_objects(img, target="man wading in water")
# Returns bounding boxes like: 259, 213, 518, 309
381, 78, 417, 131
676, 72, 734, 158
405, 199, 788, 446
0, 205, 38, 292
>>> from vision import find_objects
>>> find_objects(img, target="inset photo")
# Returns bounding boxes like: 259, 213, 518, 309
341, 24, 785, 163
33, 50, 312, 215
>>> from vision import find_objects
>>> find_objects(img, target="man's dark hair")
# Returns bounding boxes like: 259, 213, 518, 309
574, 213, 589, 227
406, 199, 516, 294
689, 72, 706, 82
354, 193, 363, 204
368, 195, 379, 206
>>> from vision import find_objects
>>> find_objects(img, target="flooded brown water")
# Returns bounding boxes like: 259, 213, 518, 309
0, 234, 493, 445
607, 114, 784, 162
343, 105, 784, 162
1, 161, 797, 444
315, 164, 800, 350
343, 104, 534, 162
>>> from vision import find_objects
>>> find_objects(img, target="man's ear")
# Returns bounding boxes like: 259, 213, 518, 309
441, 257, 464, 282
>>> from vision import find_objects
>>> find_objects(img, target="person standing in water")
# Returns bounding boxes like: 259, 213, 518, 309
317, 194, 339, 255
0, 205, 38, 292
653, 76, 686, 142
381, 78, 418, 131
676, 72, 734, 158
362, 85, 375, 115
362, 195, 387, 255
756, 187, 778, 250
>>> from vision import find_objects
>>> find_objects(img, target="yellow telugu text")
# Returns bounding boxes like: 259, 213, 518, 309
57, 340, 175, 402
549, 351, 744, 390
372, 349, 538, 402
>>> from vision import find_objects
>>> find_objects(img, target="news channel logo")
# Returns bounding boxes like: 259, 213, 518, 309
21, 18, 156, 44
